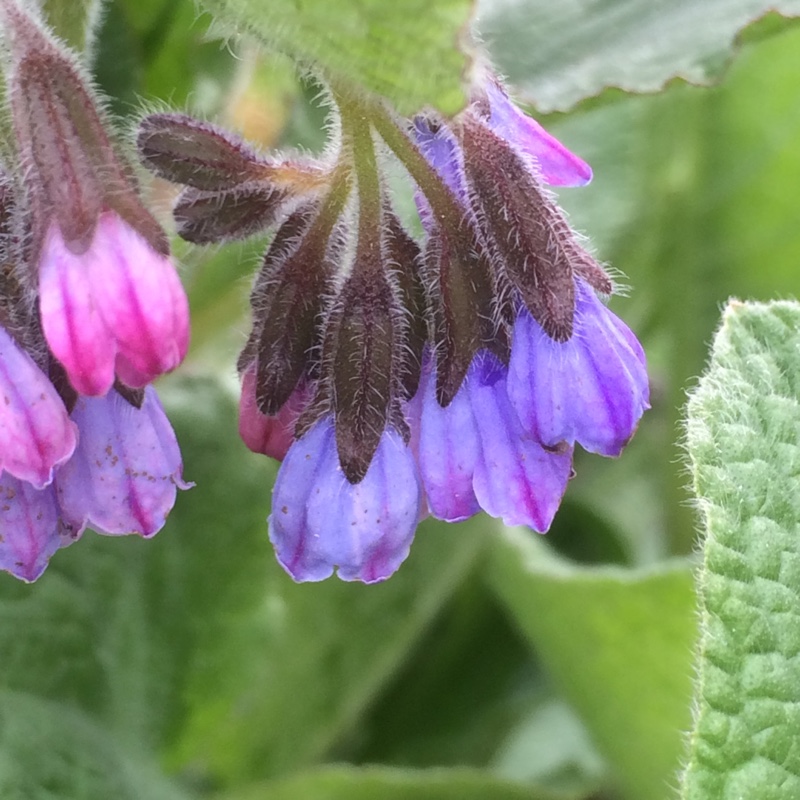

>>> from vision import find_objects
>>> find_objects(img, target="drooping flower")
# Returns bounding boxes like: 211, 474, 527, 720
0, 149, 190, 583
269, 418, 422, 583
507, 282, 649, 457
56, 387, 190, 537
0, 0, 189, 396
0, 385, 190, 582
135, 69, 648, 585
407, 75, 647, 527
38, 211, 189, 394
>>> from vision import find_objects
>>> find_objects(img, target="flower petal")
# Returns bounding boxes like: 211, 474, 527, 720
413, 117, 467, 198
484, 81, 592, 187
85, 212, 190, 387
0, 474, 79, 582
415, 362, 480, 522
468, 355, 573, 531
0, 326, 77, 487
56, 388, 190, 536
238, 366, 309, 461
39, 221, 117, 396
508, 281, 650, 456
269, 419, 422, 583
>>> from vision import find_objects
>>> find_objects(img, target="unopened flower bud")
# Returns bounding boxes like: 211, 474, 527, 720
137, 113, 272, 191
245, 201, 340, 415
174, 183, 290, 245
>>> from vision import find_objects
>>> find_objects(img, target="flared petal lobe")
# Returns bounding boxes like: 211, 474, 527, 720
0, 475, 78, 582
508, 281, 650, 457
467, 355, 573, 531
483, 81, 592, 187
39, 212, 189, 395
269, 419, 422, 583
0, 326, 77, 488
56, 388, 190, 536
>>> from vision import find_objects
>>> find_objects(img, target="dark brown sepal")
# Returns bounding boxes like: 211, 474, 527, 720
331, 266, 397, 484
250, 204, 337, 415
425, 222, 495, 407
384, 211, 428, 398
13, 53, 104, 252
173, 182, 289, 245
113, 381, 146, 409
137, 113, 269, 191
460, 115, 576, 342
47, 358, 78, 413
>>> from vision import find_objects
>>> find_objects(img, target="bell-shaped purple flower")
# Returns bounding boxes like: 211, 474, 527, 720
39, 212, 190, 396
56, 387, 190, 536
269, 418, 422, 583
413, 353, 573, 531
0, 474, 81, 582
0, 325, 77, 488
467, 354, 573, 530
508, 280, 650, 457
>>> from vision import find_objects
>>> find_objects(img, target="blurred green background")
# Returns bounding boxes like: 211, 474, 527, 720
3, 1, 800, 798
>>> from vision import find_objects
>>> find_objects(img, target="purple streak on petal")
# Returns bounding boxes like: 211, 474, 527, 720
39, 221, 117, 396
467, 354, 573, 532
484, 81, 592, 187
508, 281, 650, 457
0, 326, 77, 488
416, 361, 480, 522
86, 212, 189, 387
56, 387, 190, 537
269, 418, 422, 584
0, 474, 76, 582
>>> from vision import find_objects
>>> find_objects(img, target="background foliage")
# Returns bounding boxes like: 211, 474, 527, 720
3, 0, 800, 798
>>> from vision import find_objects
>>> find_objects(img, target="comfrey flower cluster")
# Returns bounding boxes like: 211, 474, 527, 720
0, 0, 189, 581
137, 67, 649, 584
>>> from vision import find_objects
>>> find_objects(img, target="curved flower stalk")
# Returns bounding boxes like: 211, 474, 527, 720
137, 66, 649, 584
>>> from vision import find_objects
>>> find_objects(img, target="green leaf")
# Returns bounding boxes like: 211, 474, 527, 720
682, 301, 800, 799
0, 691, 191, 800
93, 0, 234, 115
172, 514, 488, 781
215, 765, 575, 800
41, 0, 101, 54
488, 530, 697, 800
196, 0, 473, 114
350, 581, 547, 768
478, 0, 800, 111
